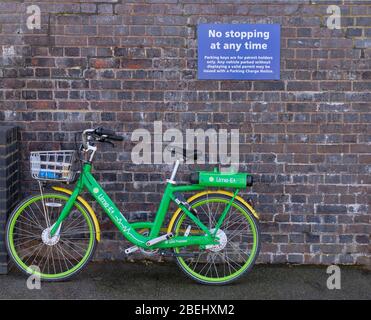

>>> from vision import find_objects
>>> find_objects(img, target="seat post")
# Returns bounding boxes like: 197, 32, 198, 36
168, 159, 180, 184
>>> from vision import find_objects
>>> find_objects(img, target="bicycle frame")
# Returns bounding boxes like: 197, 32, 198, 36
50, 163, 237, 249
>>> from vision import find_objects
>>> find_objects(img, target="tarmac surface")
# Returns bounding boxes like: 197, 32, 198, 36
0, 261, 370, 300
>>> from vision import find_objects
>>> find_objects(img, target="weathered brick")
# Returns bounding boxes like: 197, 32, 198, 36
90, 58, 120, 69
253, 81, 285, 91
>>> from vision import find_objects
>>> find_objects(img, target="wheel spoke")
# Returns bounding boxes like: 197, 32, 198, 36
18, 211, 44, 230
27, 205, 47, 229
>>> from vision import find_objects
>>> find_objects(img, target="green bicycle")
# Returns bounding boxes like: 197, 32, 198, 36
6, 127, 261, 285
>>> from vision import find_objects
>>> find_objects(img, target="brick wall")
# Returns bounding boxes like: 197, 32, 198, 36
0, 1, 370, 265
0, 126, 19, 274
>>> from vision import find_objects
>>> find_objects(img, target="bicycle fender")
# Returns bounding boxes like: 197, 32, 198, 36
52, 186, 101, 242
167, 190, 259, 234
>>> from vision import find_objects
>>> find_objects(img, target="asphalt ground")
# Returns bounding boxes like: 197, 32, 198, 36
0, 262, 369, 300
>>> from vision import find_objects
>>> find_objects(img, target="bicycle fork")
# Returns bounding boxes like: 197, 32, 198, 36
49, 183, 82, 237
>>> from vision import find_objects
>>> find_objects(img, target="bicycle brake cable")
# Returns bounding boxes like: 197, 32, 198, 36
74, 131, 83, 173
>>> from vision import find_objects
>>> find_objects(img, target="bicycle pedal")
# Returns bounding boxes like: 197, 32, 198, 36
184, 225, 191, 237
174, 252, 196, 257
146, 233, 173, 247
160, 251, 195, 258
125, 245, 139, 254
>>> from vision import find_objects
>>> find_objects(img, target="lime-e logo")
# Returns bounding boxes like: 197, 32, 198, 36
97, 194, 115, 214
216, 177, 236, 184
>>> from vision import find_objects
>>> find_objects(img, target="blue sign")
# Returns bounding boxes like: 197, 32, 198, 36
198, 24, 280, 80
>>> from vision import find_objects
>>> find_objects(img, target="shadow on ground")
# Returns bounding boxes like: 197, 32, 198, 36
0, 262, 370, 300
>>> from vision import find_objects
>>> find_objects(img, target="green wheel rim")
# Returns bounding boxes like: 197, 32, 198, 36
8, 194, 95, 280
175, 198, 258, 283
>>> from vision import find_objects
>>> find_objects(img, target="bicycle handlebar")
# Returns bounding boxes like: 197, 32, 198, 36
94, 127, 124, 141
82, 127, 124, 150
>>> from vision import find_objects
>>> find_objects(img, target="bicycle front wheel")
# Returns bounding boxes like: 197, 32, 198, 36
173, 193, 260, 285
6, 193, 97, 281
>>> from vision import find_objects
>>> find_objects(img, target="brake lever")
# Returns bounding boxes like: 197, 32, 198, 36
103, 139, 115, 147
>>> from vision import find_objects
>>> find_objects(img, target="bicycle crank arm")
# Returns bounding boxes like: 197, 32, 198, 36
146, 233, 173, 247
125, 233, 174, 254
124, 245, 139, 254
160, 250, 196, 258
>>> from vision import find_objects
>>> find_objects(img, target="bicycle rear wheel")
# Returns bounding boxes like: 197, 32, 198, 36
6, 193, 97, 281
173, 194, 260, 285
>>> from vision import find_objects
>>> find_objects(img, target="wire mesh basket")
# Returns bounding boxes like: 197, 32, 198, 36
30, 150, 78, 182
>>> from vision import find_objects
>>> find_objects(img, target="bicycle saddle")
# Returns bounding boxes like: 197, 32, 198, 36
166, 145, 202, 161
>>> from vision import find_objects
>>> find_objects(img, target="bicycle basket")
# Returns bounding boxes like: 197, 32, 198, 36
30, 150, 78, 182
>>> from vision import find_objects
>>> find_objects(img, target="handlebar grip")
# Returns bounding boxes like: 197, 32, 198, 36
95, 127, 124, 141
108, 134, 123, 141
95, 127, 115, 136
